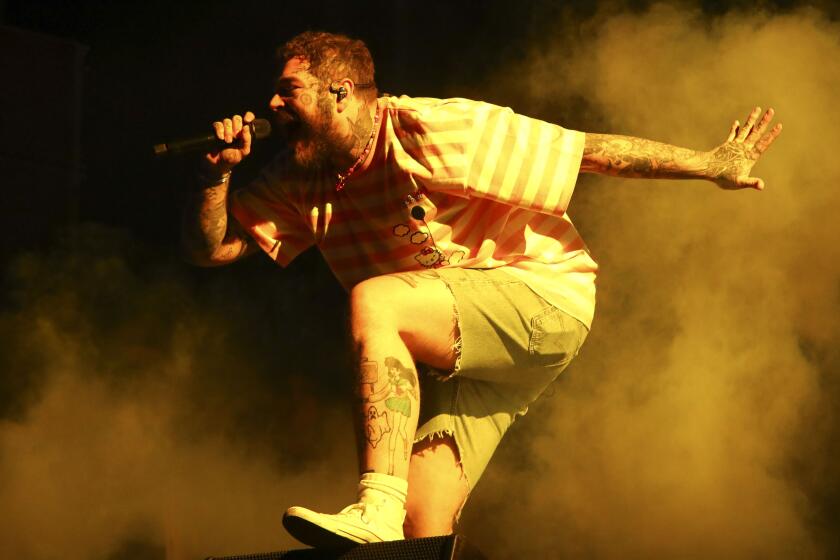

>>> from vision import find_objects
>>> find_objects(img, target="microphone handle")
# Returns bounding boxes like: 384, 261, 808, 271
153, 120, 263, 157
154, 134, 247, 157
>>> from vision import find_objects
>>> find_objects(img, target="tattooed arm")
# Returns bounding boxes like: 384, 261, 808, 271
180, 178, 256, 266
181, 112, 258, 266
580, 107, 783, 191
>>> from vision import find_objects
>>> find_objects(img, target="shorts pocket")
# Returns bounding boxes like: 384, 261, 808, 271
528, 306, 586, 367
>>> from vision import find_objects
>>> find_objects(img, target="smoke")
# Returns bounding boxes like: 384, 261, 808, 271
2, 2, 839, 559
460, 2, 840, 558
0, 228, 357, 559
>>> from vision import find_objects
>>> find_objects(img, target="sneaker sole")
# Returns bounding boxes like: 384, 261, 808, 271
282, 510, 373, 548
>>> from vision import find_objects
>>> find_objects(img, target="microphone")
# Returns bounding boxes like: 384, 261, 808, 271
410, 206, 426, 220
411, 205, 440, 251
152, 118, 272, 157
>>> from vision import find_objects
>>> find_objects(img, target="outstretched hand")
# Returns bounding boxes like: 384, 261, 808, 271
706, 107, 783, 191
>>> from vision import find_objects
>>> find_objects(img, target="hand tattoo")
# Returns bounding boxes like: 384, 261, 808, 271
703, 142, 755, 187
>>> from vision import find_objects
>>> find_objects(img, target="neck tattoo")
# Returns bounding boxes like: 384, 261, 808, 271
336, 108, 380, 192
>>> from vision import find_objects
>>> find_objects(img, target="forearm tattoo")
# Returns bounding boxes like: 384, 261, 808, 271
582, 133, 704, 179
198, 187, 228, 247
182, 183, 247, 260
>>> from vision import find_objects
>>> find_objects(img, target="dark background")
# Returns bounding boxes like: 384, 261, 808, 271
0, 0, 810, 258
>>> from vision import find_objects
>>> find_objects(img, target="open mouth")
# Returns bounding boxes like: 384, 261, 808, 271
274, 109, 298, 127
274, 111, 305, 140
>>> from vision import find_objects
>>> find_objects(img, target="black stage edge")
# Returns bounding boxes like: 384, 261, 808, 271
205, 534, 487, 560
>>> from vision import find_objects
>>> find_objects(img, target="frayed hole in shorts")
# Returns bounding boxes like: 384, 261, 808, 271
429, 293, 462, 381
413, 430, 471, 524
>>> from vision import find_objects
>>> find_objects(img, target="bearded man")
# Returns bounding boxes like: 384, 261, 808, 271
181, 31, 781, 547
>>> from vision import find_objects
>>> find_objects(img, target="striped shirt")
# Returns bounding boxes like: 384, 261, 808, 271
231, 96, 598, 327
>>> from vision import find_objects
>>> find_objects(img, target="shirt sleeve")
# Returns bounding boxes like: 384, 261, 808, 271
229, 158, 314, 267
397, 98, 585, 217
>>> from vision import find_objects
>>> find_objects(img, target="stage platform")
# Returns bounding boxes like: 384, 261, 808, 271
206, 534, 486, 560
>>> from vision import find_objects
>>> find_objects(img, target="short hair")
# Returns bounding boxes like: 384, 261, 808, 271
280, 31, 377, 101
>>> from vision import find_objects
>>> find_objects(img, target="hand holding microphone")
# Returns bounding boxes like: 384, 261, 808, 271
205, 111, 256, 175
152, 111, 272, 173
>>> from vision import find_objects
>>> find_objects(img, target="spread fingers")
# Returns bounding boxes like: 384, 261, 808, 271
736, 106, 761, 142
746, 108, 775, 148
755, 122, 783, 154
727, 120, 739, 143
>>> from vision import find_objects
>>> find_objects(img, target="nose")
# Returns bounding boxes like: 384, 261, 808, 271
269, 94, 284, 111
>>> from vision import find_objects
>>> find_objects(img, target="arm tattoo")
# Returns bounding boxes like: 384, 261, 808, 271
182, 183, 249, 263
582, 133, 705, 180
198, 194, 227, 249
213, 236, 250, 261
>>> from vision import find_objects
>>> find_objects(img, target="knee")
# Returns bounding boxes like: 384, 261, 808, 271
350, 277, 400, 332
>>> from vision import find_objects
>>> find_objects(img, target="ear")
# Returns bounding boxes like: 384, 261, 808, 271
329, 78, 355, 113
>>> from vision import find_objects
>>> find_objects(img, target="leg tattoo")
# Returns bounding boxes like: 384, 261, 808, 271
360, 356, 419, 475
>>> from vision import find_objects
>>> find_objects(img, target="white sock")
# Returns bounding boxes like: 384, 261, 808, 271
357, 472, 408, 509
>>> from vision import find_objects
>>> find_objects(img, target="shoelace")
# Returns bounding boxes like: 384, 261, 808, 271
339, 502, 376, 524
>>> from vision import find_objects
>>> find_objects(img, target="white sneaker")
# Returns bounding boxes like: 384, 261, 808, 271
283, 500, 405, 548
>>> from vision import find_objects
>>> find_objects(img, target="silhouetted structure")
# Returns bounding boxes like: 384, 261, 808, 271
0, 25, 85, 259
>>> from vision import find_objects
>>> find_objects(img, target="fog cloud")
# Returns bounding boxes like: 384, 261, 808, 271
1, 3, 838, 559
462, 3, 839, 558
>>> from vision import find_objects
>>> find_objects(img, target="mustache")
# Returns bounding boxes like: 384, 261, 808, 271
272, 110, 308, 143
273, 109, 297, 127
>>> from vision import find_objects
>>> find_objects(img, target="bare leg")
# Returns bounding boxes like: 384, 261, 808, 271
283, 273, 461, 546
404, 435, 469, 538
351, 272, 458, 480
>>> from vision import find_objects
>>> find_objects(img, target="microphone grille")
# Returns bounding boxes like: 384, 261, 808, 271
251, 118, 272, 139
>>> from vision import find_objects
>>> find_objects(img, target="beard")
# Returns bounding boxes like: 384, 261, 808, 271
292, 125, 342, 172
275, 101, 348, 173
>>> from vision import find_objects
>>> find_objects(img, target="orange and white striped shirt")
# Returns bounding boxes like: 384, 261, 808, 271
231, 96, 598, 327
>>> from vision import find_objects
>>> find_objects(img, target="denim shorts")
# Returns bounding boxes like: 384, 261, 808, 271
414, 267, 589, 490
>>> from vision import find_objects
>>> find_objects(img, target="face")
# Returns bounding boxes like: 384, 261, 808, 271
269, 57, 343, 171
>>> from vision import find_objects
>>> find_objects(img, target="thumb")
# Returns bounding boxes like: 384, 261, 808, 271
738, 176, 765, 191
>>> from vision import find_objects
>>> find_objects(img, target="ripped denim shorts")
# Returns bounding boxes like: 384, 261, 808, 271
415, 267, 590, 490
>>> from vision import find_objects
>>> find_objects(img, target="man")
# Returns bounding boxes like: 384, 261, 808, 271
181, 31, 781, 547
